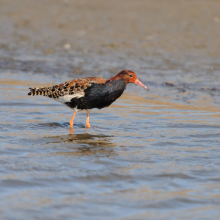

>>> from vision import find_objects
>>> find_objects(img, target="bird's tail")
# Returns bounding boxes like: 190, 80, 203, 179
28, 87, 50, 96
28, 84, 65, 98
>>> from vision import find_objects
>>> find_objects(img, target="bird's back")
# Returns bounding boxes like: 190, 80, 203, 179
28, 76, 126, 110
28, 76, 107, 99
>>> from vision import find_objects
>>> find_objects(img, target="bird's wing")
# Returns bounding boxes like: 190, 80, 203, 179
28, 77, 107, 103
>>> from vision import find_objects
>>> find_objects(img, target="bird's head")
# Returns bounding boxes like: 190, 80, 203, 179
115, 70, 149, 91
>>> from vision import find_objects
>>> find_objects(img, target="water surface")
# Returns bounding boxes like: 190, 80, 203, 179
0, 0, 220, 219
0, 60, 220, 219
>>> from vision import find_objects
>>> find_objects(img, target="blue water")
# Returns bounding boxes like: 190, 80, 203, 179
0, 61, 220, 219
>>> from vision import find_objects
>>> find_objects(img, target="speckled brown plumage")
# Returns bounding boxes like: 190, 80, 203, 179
28, 77, 107, 99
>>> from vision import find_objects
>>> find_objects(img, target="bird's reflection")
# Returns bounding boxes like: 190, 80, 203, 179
46, 132, 115, 157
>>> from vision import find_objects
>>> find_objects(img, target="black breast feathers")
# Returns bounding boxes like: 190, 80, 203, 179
65, 79, 126, 110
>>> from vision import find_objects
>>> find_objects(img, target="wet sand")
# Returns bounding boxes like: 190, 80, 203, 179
0, 0, 220, 219
0, 0, 220, 57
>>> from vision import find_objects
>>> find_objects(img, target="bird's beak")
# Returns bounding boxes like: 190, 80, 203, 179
135, 79, 149, 91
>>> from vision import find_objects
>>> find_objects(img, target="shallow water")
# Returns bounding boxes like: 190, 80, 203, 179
1, 0, 220, 218
0, 54, 220, 219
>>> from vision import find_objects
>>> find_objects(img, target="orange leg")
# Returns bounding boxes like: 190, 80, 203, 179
85, 111, 91, 128
69, 112, 76, 127
69, 127, 75, 134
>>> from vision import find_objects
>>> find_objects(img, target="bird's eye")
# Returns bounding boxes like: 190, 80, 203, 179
129, 74, 133, 77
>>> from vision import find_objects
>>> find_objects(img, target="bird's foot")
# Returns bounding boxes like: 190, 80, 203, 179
69, 127, 75, 134
85, 123, 91, 128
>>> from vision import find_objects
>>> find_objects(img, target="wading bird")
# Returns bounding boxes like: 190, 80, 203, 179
28, 70, 149, 128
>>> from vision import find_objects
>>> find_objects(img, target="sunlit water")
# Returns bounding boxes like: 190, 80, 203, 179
0, 55, 220, 220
